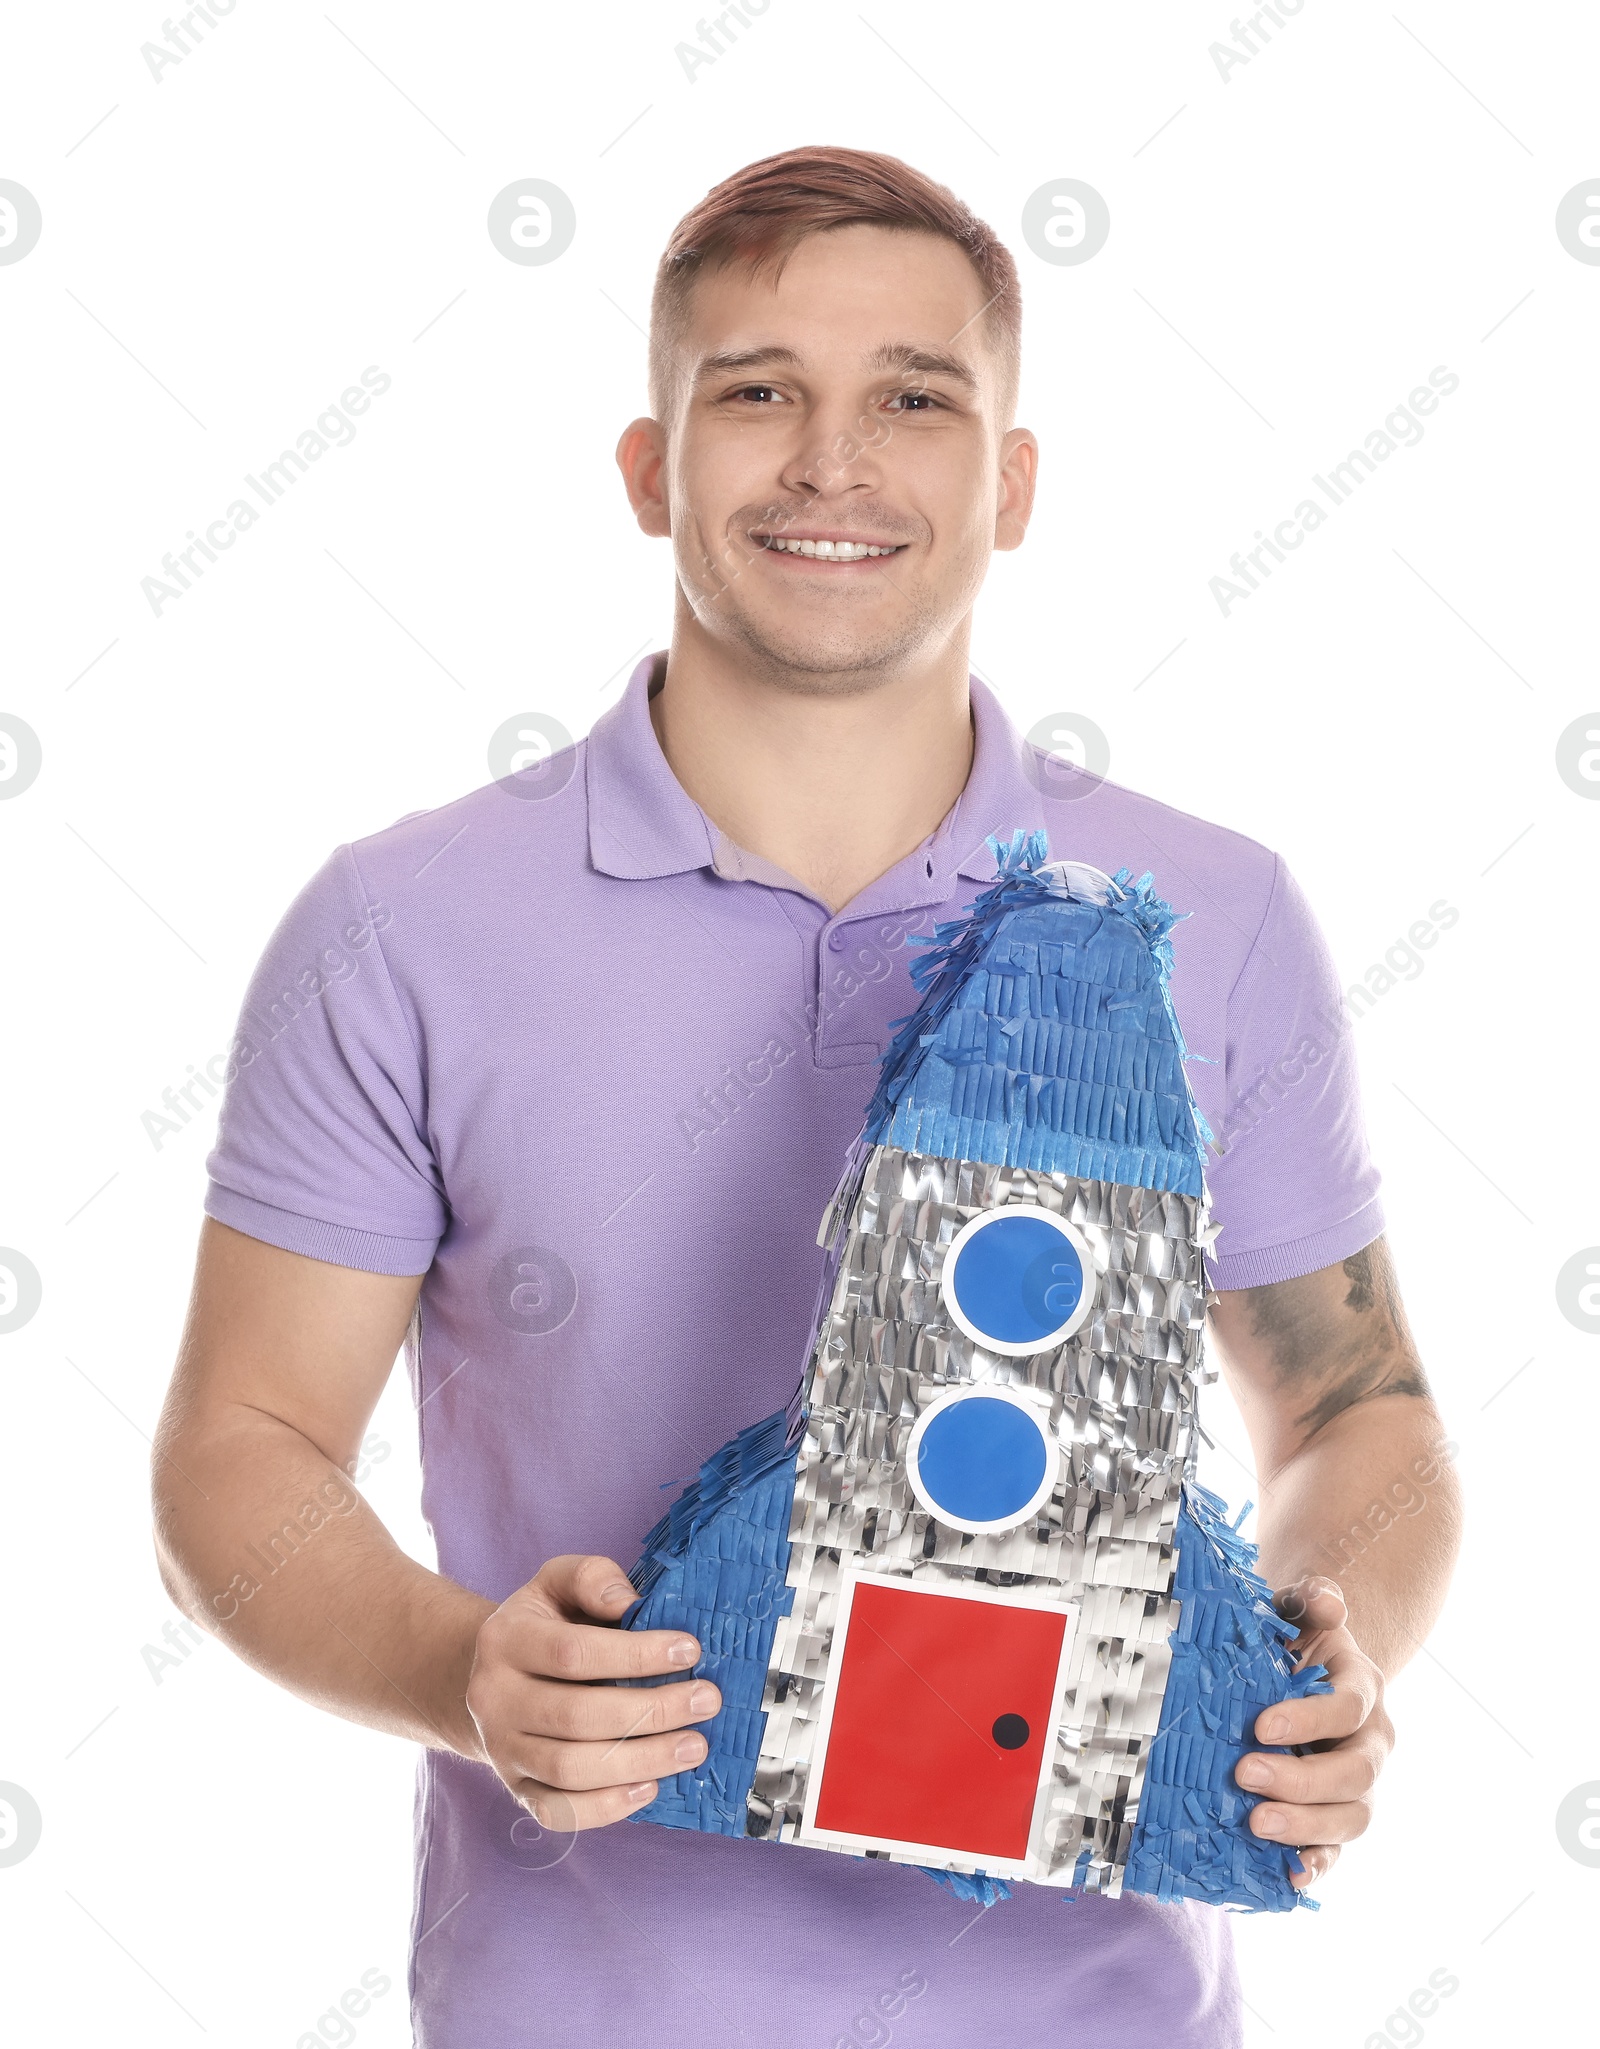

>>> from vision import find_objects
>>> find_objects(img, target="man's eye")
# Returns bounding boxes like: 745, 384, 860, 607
728, 384, 783, 404
885, 390, 939, 412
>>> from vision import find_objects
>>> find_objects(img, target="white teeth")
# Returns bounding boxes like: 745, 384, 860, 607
764, 537, 897, 559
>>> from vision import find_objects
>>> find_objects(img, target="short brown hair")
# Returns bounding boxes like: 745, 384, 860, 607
649, 145, 1021, 425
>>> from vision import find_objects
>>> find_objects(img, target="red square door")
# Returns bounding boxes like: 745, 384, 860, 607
809, 1576, 1071, 1865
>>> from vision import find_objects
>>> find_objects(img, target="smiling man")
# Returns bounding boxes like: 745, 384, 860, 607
153, 149, 1460, 2048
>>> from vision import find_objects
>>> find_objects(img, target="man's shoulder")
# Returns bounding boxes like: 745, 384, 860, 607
342, 742, 595, 899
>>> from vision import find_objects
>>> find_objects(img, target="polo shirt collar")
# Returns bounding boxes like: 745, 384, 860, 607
949, 675, 1049, 882
585, 654, 718, 881
586, 652, 1046, 904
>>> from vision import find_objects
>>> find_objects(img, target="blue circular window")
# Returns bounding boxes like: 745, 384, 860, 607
907, 1388, 1058, 1533
940, 1205, 1097, 1357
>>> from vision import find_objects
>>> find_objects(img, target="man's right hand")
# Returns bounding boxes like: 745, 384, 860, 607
465, 1553, 723, 1830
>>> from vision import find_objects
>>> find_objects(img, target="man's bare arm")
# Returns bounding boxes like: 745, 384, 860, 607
1209, 1235, 1461, 1679
1206, 1235, 1463, 1883
152, 1220, 722, 1823
152, 1218, 491, 1753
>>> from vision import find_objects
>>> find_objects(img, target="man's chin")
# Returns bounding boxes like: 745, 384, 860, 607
707, 605, 937, 691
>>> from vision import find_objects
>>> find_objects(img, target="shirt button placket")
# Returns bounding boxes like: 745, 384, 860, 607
818, 922, 849, 1059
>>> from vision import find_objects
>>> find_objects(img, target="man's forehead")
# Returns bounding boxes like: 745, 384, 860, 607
681, 226, 998, 360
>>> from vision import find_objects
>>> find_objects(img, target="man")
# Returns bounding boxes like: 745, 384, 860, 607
153, 147, 1460, 2046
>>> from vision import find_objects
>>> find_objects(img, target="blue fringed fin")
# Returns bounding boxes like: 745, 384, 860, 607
623, 1410, 799, 1836
1122, 1481, 1332, 1912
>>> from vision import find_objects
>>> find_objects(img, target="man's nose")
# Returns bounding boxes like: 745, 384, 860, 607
776, 401, 887, 501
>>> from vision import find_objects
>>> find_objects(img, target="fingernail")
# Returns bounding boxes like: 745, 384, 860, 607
626, 1781, 656, 1804
1259, 1713, 1290, 1743
602, 1582, 634, 1606
1236, 1758, 1272, 1791
666, 1637, 700, 1666
675, 1734, 707, 1764
1254, 1808, 1284, 1839
688, 1682, 718, 1716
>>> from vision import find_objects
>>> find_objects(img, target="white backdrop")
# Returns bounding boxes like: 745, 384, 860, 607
2, 3, 1597, 2043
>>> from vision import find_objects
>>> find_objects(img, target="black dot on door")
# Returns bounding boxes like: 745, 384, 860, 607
992, 1713, 1029, 1750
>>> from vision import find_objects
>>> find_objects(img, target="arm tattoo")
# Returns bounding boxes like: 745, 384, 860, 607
1239, 1236, 1431, 1438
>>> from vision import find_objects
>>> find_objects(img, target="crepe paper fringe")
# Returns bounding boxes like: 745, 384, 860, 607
861, 830, 1212, 1196
923, 1868, 1015, 1906
623, 1408, 799, 1836
1119, 1480, 1332, 1913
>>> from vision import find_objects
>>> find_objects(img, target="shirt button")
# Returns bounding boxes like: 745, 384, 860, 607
827, 929, 845, 952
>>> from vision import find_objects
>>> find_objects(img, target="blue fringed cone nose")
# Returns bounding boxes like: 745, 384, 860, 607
624, 833, 1329, 1909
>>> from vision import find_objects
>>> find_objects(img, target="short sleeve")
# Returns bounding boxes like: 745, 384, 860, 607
1203, 855, 1384, 1291
203, 845, 446, 1276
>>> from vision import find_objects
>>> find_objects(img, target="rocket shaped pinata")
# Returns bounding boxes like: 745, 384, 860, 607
624, 833, 1329, 1909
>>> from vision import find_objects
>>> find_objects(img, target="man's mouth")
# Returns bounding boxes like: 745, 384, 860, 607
754, 532, 908, 561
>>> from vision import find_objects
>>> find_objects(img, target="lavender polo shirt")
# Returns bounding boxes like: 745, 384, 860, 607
204, 655, 1383, 2049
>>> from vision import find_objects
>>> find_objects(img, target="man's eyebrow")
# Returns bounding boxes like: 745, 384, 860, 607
694, 345, 807, 381
863, 342, 979, 389
692, 341, 980, 389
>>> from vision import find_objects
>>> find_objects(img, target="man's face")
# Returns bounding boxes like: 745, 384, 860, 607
623, 224, 1036, 688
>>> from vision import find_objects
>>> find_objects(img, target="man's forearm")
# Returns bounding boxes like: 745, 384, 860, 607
1249, 1392, 1460, 1677
153, 1405, 494, 1757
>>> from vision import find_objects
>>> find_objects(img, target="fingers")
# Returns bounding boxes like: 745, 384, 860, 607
478, 1557, 704, 1701
503, 1722, 711, 1795
1248, 1796, 1373, 1850
509, 1776, 662, 1833
519, 1612, 702, 1684
1253, 1639, 1384, 1749
467, 1554, 728, 1837
1236, 1736, 1380, 1808
1274, 1575, 1347, 1636
1246, 1579, 1388, 1883
526, 1674, 721, 1743
480, 1598, 702, 1685
470, 1661, 721, 1746
1288, 1843, 1341, 1889
1238, 1699, 1390, 1867
531, 1554, 641, 1623
1274, 1578, 1355, 1682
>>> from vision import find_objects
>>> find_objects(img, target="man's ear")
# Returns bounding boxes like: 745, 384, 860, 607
616, 417, 672, 539
994, 427, 1039, 553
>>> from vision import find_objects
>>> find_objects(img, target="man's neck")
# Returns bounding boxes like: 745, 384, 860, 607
647, 617, 976, 915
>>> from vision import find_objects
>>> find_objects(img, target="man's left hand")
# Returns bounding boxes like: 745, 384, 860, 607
1234, 1575, 1393, 1888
